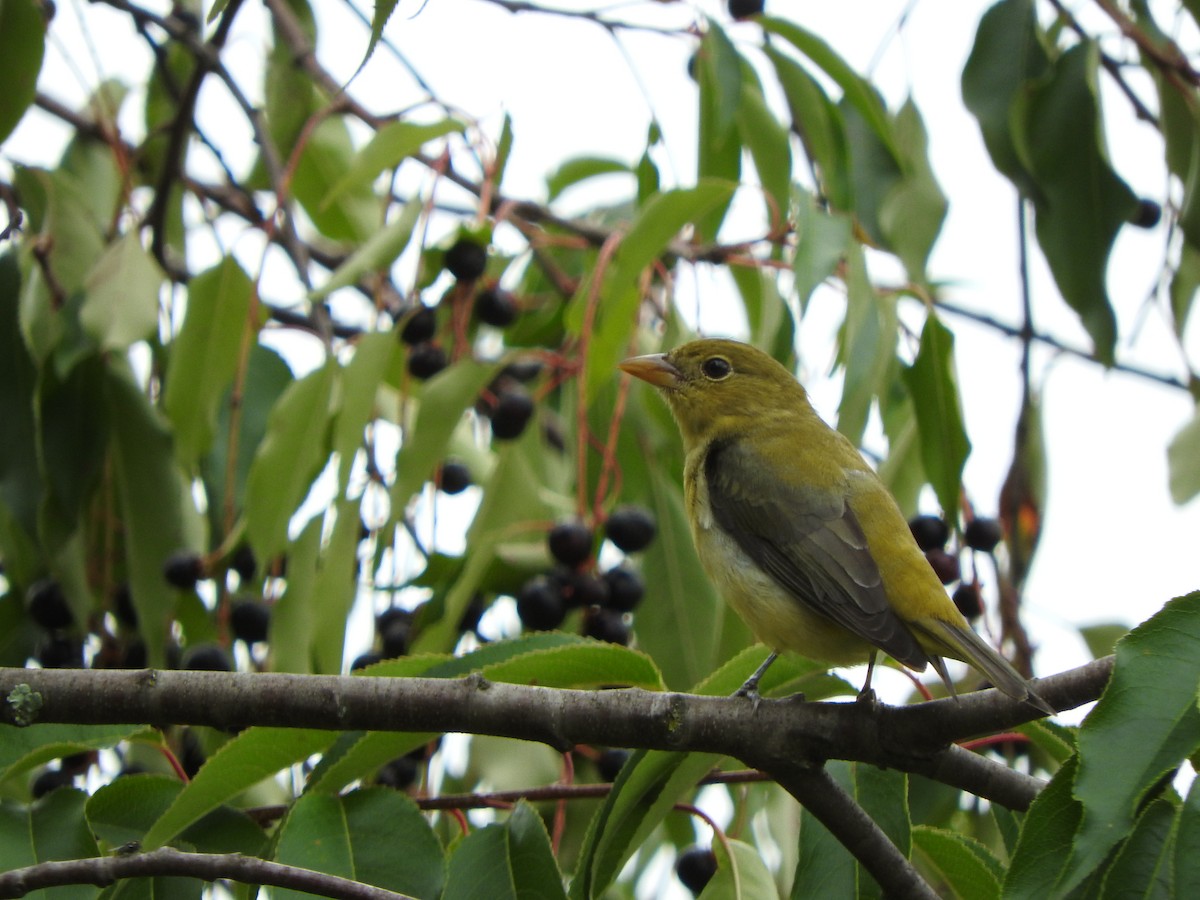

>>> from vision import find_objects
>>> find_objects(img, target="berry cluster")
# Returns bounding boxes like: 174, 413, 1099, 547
907, 513, 1004, 622
515, 506, 657, 646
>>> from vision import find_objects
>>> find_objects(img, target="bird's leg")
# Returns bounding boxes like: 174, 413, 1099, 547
734, 650, 779, 701
856, 652, 878, 706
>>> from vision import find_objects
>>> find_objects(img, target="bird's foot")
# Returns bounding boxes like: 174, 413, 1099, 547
855, 687, 878, 708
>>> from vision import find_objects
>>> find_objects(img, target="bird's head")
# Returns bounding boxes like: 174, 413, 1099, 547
619, 339, 808, 447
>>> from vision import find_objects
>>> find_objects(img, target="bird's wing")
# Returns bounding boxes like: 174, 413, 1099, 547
704, 437, 929, 669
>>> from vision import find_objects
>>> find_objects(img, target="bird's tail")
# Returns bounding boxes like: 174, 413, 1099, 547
914, 619, 1055, 716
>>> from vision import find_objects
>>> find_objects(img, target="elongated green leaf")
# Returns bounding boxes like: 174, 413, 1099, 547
1167, 403, 1200, 504
698, 838, 776, 899
1099, 798, 1176, 900
878, 100, 947, 284
0, 723, 152, 786
142, 727, 337, 849
911, 826, 1003, 900
390, 359, 498, 513
792, 190, 853, 309
1060, 592, 1200, 891
580, 181, 737, 401
310, 198, 421, 300
292, 116, 380, 244
0, 251, 42, 541
80, 232, 163, 352
309, 496, 362, 674
0, 0, 45, 145
765, 46, 852, 210
106, 362, 194, 668
962, 0, 1049, 194
164, 257, 257, 465
760, 16, 897, 159
902, 313, 972, 518
333, 330, 399, 489
1003, 758, 1081, 899
547, 156, 632, 201
736, 68, 792, 228
274, 789, 445, 900
1012, 42, 1136, 365
244, 359, 337, 558
0, 788, 98, 883
268, 513, 322, 674
1175, 776, 1200, 895
695, 20, 742, 241
323, 119, 464, 208
836, 243, 897, 446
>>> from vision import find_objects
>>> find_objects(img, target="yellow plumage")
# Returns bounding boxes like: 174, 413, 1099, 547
620, 338, 1052, 713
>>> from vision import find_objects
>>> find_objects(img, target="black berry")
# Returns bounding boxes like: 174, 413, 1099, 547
548, 520, 594, 567
908, 516, 949, 552
475, 286, 518, 327
561, 570, 609, 609
728, 0, 764, 20
25, 579, 73, 630
1131, 199, 1162, 229
377, 755, 420, 790
926, 548, 961, 585
377, 607, 413, 658
163, 551, 204, 590
583, 608, 630, 645
408, 342, 448, 380
400, 305, 437, 345
964, 517, 1003, 553
31, 768, 75, 799
501, 359, 543, 383
952, 583, 983, 621
489, 389, 534, 440
676, 846, 718, 894
603, 566, 645, 612
112, 583, 138, 628
230, 544, 257, 581
438, 461, 472, 495
458, 593, 486, 634
230, 599, 271, 644
179, 729, 206, 779
444, 238, 488, 281
351, 651, 384, 671
182, 643, 232, 672
516, 577, 566, 631
604, 506, 657, 553
37, 637, 84, 668
596, 748, 630, 782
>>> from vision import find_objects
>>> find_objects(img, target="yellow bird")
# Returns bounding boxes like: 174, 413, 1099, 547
620, 338, 1053, 714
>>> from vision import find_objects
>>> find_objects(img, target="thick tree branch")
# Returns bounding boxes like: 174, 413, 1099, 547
0, 846, 407, 900
0, 657, 1111, 809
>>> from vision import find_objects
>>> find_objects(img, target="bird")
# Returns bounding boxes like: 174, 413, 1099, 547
619, 338, 1054, 714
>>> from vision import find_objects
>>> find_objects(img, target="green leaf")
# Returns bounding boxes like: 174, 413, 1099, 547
1079, 623, 1129, 661
1011, 41, 1137, 365
836, 243, 896, 446
0, 0, 45, 145
792, 190, 853, 309
1175, 776, 1200, 895
1061, 592, 1200, 890
580, 180, 737, 402
310, 198, 422, 301
911, 825, 1003, 900
760, 16, 897, 159
1099, 797, 1176, 900
902, 313, 972, 518
309, 496, 362, 674
0, 788, 99, 886
765, 46, 852, 211
359, 0, 402, 79
269, 511, 321, 674
0, 251, 43, 542
698, 838, 777, 899
390, 359, 498, 514
1004, 758, 1081, 899
274, 789, 445, 900
0, 723, 152, 786
736, 69, 793, 229
323, 119, 464, 209
547, 156, 633, 202
244, 359, 338, 558
332, 330, 399, 489
1169, 243, 1200, 339
962, 0, 1050, 194
142, 727, 337, 849
481, 641, 664, 691
878, 100, 947, 285
80, 232, 164, 352
1167, 403, 1200, 504
444, 807, 565, 900
292, 116, 380, 244
694, 21, 743, 241
106, 362, 196, 668
164, 257, 257, 465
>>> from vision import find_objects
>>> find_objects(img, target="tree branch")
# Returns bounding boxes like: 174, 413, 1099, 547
0, 846, 408, 900
0, 657, 1111, 810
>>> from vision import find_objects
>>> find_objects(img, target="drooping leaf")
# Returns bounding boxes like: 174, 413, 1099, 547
0, 0, 45, 145
1167, 403, 1200, 504
310, 197, 422, 301
323, 119, 464, 209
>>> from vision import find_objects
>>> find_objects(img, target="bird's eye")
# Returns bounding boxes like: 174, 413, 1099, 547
700, 356, 732, 380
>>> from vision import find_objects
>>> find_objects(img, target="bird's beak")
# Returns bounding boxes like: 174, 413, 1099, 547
619, 353, 682, 388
